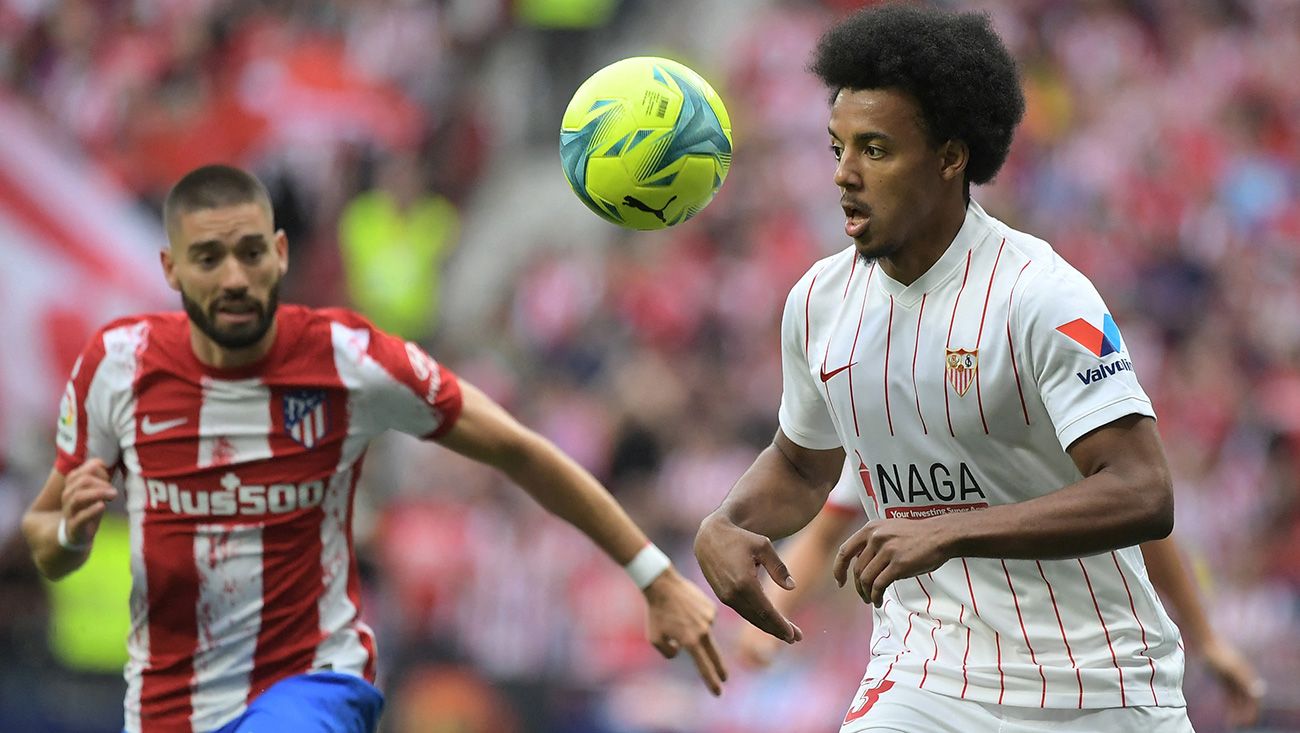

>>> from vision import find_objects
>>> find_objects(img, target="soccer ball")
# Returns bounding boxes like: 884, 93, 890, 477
560, 56, 733, 230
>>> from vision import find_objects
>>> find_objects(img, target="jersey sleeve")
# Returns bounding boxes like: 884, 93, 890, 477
778, 267, 842, 450
54, 330, 123, 474
1016, 265, 1155, 451
825, 459, 864, 515
330, 313, 463, 440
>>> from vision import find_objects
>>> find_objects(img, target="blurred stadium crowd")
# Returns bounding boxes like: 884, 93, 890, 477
1, 0, 1298, 731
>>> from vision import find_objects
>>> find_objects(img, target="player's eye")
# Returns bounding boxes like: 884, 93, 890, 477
829, 144, 843, 161
865, 145, 886, 159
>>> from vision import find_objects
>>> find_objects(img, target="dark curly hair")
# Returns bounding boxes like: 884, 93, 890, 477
810, 2, 1025, 186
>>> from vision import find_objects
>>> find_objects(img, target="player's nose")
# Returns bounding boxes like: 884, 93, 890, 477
216, 257, 251, 290
833, 156, 861, 190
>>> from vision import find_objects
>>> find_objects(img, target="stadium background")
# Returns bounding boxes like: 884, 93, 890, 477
0, 0, 1297, 731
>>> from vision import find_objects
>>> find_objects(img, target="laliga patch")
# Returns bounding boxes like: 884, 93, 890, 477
56, 382, 77, 454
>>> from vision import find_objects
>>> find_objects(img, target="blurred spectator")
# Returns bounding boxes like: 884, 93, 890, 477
339, 149, 460, 342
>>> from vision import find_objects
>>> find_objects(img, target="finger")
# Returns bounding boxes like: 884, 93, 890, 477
70, 458, 110, 481
871, 564, 903, 607
853, 551, 890, 606
685, 638, 724, 696
700, 631, 727, 683
834, 527, 872, 587
734, 586, 799, 643
64, 486, 118, 515
757, 545, 796, 591
652, 637, 680, 659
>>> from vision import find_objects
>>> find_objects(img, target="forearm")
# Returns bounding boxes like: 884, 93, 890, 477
1140, 536, 1214, 649
21, 509, 89, 580
713, 443, 838, 541
502, 431, 649, 566
934, 468, 1172, 561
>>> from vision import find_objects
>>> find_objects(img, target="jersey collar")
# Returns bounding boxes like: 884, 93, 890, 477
875, 199, 994, 308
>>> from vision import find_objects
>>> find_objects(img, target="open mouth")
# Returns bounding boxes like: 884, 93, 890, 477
842, 202, 870, 239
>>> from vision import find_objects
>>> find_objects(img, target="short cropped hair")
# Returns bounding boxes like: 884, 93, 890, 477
163, 164, 273, 238
810, 3, 1025, 185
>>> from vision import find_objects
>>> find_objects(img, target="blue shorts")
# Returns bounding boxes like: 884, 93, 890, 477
212, 672, 384, 733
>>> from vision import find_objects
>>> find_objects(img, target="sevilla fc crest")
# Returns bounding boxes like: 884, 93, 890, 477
284, 389, 329, 448
945, 348, 978, 397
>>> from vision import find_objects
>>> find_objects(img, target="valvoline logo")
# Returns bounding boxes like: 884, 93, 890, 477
1056, 314, 1123, 357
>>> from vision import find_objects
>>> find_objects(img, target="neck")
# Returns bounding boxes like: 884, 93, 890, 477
189, 321, 278, 370
879, 196, 969, 286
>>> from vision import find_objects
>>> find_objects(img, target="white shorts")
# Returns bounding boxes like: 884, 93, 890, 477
839, 677, 1194, 733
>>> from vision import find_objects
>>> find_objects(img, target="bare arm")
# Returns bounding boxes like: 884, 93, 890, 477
22, 459, 117, 580
1142, 536, 1263, 726
694, 430, 845, 643
437, 380, 726, 694
836, 414, 1174, 605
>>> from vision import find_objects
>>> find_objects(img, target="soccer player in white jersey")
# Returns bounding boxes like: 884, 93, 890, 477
21, 164, 726, 733
736, 463, 1264, 727
696, 5, 1198, 731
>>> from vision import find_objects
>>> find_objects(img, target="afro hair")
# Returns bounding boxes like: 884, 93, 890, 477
810, 3, 1025, 186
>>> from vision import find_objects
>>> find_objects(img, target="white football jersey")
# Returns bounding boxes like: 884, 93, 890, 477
779, 200, 1184, 710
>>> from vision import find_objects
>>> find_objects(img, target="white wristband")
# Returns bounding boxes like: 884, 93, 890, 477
57, 517, 91, 552
624, 542, 672, 590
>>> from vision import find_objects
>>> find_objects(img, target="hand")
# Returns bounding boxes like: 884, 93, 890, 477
833, 518, 951, 607
61, 458, 116, 547
694, 514, 803, 646
737, 621, 783, 669
642, 567, 728, 696
1201, 636, 1264, 727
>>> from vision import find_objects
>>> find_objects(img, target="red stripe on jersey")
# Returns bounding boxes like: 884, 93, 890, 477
960, 605, 971, 699
972, 240, 1006, 435
883, 296, 895, 436
944, 251, 973, 437
916, 577, 934, 688
848, 276, 871, 436
1079, 558, 1126, 706
843, 253, 858, 300
804, 266, 824, 357
911, 294, 929, 434
1112, 552, 1159, 705
1006, 262, 1033, 425
1003, 559, 1046, 707
995, 631, 1005, 704
1037, 560, 1084, 708
135, 343, 206, 731
55, 328, 109, 473
962, 558, 982, 616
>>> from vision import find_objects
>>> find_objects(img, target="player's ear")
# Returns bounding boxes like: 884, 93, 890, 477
274, 229, 289, 275
160, 247, 181, 292
938, 139, 969, 182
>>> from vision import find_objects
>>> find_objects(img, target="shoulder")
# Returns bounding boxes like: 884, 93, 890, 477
787, 246, 857, 308
86, 312, 185, 369
972, 205, 1098, 309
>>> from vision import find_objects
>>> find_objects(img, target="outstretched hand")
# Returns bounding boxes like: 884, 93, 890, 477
833, 518, 950, 607
642, 567, 728, 695
694, 515, 804, 647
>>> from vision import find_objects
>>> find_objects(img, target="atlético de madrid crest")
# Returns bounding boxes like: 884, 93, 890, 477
284, 389, 329, 448
945, 348, 978, 397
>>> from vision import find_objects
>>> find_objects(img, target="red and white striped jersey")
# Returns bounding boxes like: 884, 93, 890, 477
53, 305, 462, 733
779, 200, 1184, 710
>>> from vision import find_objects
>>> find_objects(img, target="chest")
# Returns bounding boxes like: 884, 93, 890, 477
808, 268, 1038, 445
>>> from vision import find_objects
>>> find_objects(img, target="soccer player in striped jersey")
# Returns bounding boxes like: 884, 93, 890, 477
696, 5, 1197, 731
21, 164, 726, 733
736, 463, 1263, 727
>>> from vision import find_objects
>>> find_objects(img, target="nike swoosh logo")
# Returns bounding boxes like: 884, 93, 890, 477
140, 415, 188, 435
819, 362, 857, 383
